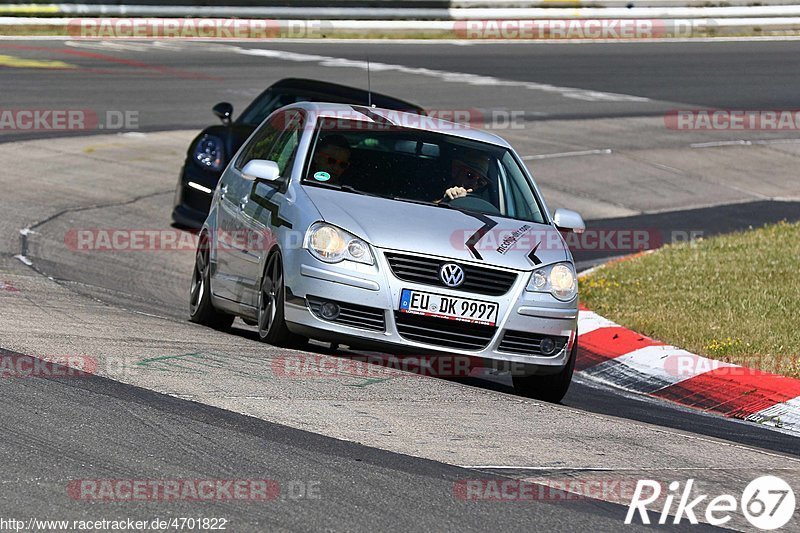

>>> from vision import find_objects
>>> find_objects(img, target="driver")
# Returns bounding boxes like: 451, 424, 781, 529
308, 134, 352, 184
438, 150, 491, 203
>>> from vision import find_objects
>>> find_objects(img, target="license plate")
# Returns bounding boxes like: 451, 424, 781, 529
399, 289, 499, 326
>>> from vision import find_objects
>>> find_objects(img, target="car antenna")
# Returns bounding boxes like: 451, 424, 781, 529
366, 55, 373, 107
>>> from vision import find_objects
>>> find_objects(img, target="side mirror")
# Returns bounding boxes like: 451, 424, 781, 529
553, 208, 585, 234
212, 102, 233, 126
242, 159, 280, 183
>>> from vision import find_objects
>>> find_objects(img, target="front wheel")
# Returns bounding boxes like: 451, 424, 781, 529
512, 339, 577, 403
257, 252, 301, 346
189, 235, 234, 330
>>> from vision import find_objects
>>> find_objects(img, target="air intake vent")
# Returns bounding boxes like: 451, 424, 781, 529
498, 331, 568, 357
307, 296, 386, 332
394, 312, 496, 350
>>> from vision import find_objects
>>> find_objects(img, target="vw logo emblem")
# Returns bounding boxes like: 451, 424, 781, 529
439, 263, 465, 288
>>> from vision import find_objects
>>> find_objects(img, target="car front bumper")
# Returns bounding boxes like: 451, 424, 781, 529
282, 248, 578, 374
171, 163, 222, 229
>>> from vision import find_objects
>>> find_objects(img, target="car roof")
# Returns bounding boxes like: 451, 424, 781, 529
290, 101, 513, 148
269, 78, 426, 115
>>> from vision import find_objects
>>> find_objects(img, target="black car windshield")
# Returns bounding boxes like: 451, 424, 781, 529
302, 118, 546, 224
238, 89, 310, 126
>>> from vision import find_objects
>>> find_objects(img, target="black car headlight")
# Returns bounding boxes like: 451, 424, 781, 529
193, 134, 226, 172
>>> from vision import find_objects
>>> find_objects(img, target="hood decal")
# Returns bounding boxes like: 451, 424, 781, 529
462, 211, 499, 261
496, 224, 532, 255
527, 241, 543, 265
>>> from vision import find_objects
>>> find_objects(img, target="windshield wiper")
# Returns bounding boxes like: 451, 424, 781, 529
341, 185, 382, 197
393, 197, 460, 210
304, 181, 382, 197
305, 181, 342, 191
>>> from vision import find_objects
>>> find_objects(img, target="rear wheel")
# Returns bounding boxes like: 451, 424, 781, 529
512, 339, 577, 403
189, 234, 234, 330
257, 252, 301, 346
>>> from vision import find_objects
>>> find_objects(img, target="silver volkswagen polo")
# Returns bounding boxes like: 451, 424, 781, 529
189, 102, 585, 402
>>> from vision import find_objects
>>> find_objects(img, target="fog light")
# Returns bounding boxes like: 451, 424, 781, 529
320, 302, 340, 320
540, 337, 557, 355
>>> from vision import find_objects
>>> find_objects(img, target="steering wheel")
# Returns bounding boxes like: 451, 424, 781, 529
447, 193, 501, 215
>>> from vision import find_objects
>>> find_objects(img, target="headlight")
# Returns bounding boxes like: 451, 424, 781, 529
193, 134, 225, 172
526, 262, 577, 301
304, 222, 374, 265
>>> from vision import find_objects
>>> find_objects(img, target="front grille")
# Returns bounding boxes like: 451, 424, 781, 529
394, 312, 496, 350
384, 252, 517, 296
498, 330, 568, 357
307, 296, 386, 332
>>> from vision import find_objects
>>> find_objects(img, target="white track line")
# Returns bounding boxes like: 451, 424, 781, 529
230, 46, 649, 103
522, 148, 612, 160
692, 138, 800, 148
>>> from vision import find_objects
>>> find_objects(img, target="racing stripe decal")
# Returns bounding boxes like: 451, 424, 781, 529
249, 186, 292, 229
527, 241, 543, 265
351, 106, 395, 126
462, 212, 498, 261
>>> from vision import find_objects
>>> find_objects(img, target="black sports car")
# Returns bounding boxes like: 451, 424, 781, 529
171, 78, 426, 229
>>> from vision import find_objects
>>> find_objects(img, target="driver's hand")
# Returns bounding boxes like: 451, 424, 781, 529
444, 187, 473, 200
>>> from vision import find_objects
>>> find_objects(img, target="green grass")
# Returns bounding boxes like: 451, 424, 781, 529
579, 221, 800, 378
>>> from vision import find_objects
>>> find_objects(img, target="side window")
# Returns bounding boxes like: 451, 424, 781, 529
246, 111, 304, 211
267, 111, 304, 177
236, 116, 282, 171
500, 152, 543, 223
236, 110, 304, 174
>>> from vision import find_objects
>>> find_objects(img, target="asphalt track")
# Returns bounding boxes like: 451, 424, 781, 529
2, 39, 800, 138
1, 39, 799, 531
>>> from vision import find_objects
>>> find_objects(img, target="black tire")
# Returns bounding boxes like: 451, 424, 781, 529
512, 339, 577, 403
189, 234, 234, 330
257, 251, 301, 346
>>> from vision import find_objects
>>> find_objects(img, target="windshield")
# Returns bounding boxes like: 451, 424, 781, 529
302, 118, 546, 224
238, 89, 310, 126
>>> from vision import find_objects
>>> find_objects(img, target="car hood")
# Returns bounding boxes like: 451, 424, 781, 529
303, 187, 568, 271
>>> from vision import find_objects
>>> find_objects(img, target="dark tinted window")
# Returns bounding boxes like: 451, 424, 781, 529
236, 114, 284, 170
238, 89, 310, 126
302, 118, 545, 224
267, 112, 304, 176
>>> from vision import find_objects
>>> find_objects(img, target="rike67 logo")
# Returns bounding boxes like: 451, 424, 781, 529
626, 476, 796, 530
